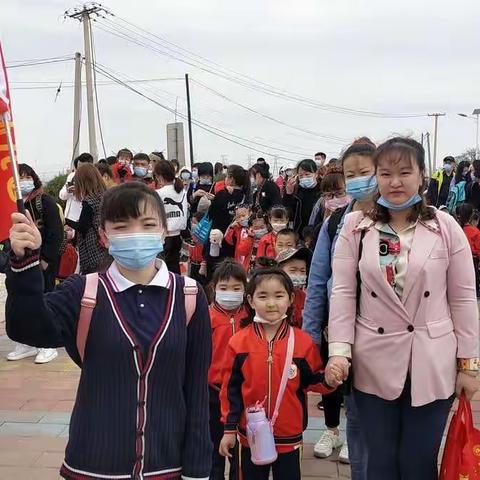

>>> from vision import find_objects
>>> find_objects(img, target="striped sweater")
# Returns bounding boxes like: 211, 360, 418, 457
5, 252, 212, 479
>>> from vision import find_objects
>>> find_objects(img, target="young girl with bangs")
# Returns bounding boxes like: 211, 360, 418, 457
6, 182, 213, 480
219, 268, 341, 480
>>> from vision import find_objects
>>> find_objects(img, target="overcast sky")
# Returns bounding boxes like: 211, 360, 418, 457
3, 0, 480, 178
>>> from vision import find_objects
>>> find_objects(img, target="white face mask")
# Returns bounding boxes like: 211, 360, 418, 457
271, 222, 287, 233
216, 290, 244, 310
253, 314, 287, 325
289, 274, 307, 288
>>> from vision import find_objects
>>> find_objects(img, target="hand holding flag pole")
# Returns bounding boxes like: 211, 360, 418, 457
1, 112, 24, 215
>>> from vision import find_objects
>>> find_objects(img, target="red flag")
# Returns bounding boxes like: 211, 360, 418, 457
0, 42, 17, 241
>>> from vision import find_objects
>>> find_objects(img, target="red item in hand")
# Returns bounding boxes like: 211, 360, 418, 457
439, 395, 480, 480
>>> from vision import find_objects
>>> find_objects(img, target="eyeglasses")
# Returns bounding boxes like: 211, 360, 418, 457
322, 190, 346, 200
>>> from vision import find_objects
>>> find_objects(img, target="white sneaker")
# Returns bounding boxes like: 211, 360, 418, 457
35, 348, 58, 364
6, 344, 38, 361
314, 430, 344, 458
339, 442, 350, 464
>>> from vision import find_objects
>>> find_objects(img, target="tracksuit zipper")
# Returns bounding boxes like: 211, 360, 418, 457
267, 340, 273, 418
230, 316, 235, 335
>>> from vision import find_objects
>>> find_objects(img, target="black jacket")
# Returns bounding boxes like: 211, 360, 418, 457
252, 180, 281, 212
209, 188, 246, 234
283, 186, 321, 237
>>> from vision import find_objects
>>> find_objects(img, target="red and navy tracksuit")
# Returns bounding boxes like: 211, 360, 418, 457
220, 320, 334, 479
208, 303, 248, 480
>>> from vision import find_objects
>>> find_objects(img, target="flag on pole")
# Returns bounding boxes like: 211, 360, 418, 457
0, 41, 17, 241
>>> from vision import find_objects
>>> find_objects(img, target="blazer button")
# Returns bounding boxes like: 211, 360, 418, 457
424, 291, 430, 297
371, 291, 378, 298
407, 325, 414, 332
377, 327, 384, 334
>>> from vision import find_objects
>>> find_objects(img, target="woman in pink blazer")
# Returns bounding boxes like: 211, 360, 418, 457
326, 137, 479, 480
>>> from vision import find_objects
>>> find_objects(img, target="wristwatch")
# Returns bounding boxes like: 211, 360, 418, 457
458, 358, 480, 372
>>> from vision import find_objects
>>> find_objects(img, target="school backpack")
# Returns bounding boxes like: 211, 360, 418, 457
327, 205, 349, 243
447, 180, 466, 213
76, 274, 198, 363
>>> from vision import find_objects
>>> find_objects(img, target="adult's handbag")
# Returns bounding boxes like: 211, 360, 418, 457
245, 326, 295, 465
439, 395, 480, 480
192, 213, 212, 244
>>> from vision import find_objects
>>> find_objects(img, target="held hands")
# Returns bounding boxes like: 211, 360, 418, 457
9, 211, 42, 257
219, 433, 236, 458
325, 356, 350, 388
456, 371, 480, 401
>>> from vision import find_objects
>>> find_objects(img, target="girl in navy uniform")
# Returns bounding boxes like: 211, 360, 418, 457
6, 182, 212, 480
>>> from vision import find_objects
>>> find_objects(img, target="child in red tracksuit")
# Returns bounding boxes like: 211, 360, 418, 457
255, 205, 290, 258
219, 268, 340, 480
224, 204, 251, 266
276, 247, 312, 328
209, 260, 248, 480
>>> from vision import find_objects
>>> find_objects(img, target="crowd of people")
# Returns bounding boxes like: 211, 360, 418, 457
3, 136, 480, 480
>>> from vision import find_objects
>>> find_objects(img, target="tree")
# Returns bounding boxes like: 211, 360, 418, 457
44, 173, 67, 207
456, 148, 477, 164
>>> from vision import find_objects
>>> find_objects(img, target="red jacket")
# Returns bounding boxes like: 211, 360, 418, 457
292, 289, 306, 328
188, 240, 204, 265
464, 225, 480, 258
236, 231, 272, 271
257, 231, 277, 258
208, 303, 248, 388
220, 321, 334, 452
224, 225, 250, 268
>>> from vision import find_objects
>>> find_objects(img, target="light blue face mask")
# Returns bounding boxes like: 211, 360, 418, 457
19, 180, 35, 197
108, 233, 164, 270
377, 193, 422, 211
299, 176, 317, 189
134, 167, 147, 178
346, 174, 378, 201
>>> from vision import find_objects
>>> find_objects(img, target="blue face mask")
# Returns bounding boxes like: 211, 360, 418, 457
108, 233, 164, 270
377, 193, 422, 211
299, 176, 317, 189
134, 167, 147, 178
19, 180, 35, 197
346, 174, 378, 201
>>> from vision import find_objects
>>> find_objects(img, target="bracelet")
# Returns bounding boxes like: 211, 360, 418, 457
458, 358, 480, 371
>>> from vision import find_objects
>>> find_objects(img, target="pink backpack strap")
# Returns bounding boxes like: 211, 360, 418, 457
271, 326, 295, 426
77, 273, 99, 363
183, 276, 198, 326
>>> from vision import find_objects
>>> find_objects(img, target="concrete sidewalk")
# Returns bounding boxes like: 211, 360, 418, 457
0, 274, 477, 479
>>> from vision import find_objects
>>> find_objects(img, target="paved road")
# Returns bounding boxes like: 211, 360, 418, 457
0, 275, 476, 479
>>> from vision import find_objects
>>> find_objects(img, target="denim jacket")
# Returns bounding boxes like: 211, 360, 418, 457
302, 203, 353, 344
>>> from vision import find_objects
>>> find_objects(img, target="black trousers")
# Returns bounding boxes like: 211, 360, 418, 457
320, 329, 342, 428
354, 382, 454, 480
209, 387, 237, 480
240, 446, 301, 480
162, 235, 182, 274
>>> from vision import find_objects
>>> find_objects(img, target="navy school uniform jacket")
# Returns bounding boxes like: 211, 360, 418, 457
5, 253, 212, 480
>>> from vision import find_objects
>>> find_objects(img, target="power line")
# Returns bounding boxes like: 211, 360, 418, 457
5, 57, 73, 69
191, 78, 348, 144
92, 62, 307, 160
95, 14, 428, 119
10, 77, 182, 85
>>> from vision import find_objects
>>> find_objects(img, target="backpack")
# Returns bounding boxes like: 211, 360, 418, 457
76, 274, 198, 363
327, 205, 349, 243
447, 180, 466, 213
57, 243, 78, 280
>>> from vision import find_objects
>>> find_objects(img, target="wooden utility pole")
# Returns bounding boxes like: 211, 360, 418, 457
72, 52, 82, 164
426, 132, 432, 177
428, 113, 445, 171
185, 74, 194, 170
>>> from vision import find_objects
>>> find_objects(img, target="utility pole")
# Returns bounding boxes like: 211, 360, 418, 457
66, 4, 108, 161
185, 73, 194, 170
428, 113, 445, 171
72, 52, 82, 164
473, 109, 480, 159
426, 132, 432, 177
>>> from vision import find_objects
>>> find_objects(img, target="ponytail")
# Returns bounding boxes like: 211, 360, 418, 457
173, 177, 184, 194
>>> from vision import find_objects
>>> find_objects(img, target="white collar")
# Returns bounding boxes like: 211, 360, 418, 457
106, 259, 170, 292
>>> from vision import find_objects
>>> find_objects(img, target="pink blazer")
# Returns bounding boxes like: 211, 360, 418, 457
329, 210, 479, 406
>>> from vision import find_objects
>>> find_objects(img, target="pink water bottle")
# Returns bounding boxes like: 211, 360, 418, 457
246, 405, 278, 465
